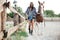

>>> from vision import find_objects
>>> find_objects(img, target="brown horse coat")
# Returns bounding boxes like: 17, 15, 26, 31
36, 13, 43, 22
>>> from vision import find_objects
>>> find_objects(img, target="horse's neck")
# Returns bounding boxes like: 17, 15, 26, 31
39, 5, 44, 15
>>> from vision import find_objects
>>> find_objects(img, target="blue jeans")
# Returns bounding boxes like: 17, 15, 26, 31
28, 16, 33, 21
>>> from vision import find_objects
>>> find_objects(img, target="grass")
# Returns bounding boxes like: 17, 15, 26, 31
6, 21, 28, 40
11, 29, 28, 40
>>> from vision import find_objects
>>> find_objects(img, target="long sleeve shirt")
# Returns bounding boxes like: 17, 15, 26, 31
26, 7, 37, 18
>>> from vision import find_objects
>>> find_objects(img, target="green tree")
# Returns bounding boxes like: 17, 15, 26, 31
17, 7, 23, 13
44, 10, 55, 17
8, 12, 14, 18
57, 13, 60, 17
8, 7, 23, 18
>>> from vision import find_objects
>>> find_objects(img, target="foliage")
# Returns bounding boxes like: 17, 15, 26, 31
44, 10, 55, 17
7, 12, 14, 18
8, 7, 24, 18
44, 10, 60, 17
11, 29, 28, 40
11, 31, 28, 37
57, 13, 60, 17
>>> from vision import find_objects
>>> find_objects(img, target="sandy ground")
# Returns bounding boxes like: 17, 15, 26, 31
5, 21, 60, 40
25, 21, 60, 40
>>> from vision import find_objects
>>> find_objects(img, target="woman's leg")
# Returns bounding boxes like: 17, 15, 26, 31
28, 20, 31, 33
30, 19, 34, 35
32, 19, 34, 30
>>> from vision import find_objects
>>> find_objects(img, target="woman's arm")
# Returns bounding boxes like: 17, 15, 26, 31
34, 7, 37, 16
25, 7, 29, 19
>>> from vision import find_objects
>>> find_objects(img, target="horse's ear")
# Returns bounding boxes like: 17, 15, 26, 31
2, 2, 10, 8
3, 2, 7, 7
8, 2, 10, 5
7, 2, 10, 8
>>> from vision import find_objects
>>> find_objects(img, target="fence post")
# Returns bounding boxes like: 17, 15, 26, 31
0, 12, 1, 32
14, 13, 19, 26
1, 2, 7, 40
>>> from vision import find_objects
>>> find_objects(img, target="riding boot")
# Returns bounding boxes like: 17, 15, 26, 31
29, 25, 30, 33
30, 30, 33, 35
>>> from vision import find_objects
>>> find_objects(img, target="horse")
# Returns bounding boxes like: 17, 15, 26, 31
34, 1, 45, 36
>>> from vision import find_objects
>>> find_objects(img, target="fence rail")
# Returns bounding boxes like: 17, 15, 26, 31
44, 17, 60, 21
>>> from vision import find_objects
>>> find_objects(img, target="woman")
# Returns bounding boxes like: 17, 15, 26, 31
25, 2, 36, 35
